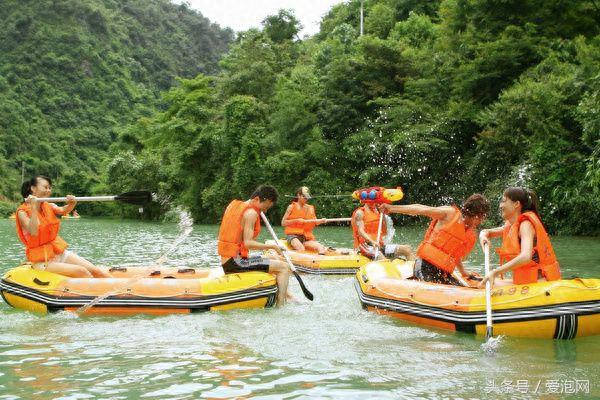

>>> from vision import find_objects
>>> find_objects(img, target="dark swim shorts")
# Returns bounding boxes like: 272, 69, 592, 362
286, 234, 307, 246
222, 256, 271, 274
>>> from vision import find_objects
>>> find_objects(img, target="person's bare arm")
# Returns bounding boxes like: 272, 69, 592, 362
382, 204, 454, 221
281, 204, 304, 227
479, 223, 508, 249
242, 209, 283, 253
480, 221, 535, 287
354, 210, 377, 246
52, 195, 76, 215
19, 196, 40, 235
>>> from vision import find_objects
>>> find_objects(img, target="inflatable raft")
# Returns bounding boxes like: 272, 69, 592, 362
0, 264, 277, 316
264, 239, 370, 274
61, 214, 81, 219
355, 259, 600, 339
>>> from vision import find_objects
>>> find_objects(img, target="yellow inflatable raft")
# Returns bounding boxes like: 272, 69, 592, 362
264, 239, 370, 274
61, 214, 81, 219
355, 259, 600, 339
1, 264, 277, 316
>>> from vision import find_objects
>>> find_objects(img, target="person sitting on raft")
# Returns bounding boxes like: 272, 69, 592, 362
351, 200, 413, 261
380, 194, 490, 285
479, 187, 561, 288
281, 186, 328, 255
217, 185, 294, 306
15, 176, 111, 278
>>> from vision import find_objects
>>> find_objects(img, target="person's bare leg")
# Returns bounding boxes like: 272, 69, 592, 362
304, 240, 327, 255
394, 245, 414, 261
44, 262, 93, 278
289, 238, 305, 251
269, 260, 291, 306
64, 253, 112, 278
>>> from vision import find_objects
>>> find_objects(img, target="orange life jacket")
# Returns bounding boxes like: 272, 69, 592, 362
416, 206, 476, 274
15, 202, 68, 263
284, 202, 317, 241
351, 205, 386, 249
496, 211, 561, 285
217, 200, 261, 259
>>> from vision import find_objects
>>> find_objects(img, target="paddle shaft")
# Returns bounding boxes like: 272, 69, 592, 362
260, 212, 314, 301
373, 212, 384, 259
36, 196, 116, 202
303, 218, 351, 223
484, 243, 493, 339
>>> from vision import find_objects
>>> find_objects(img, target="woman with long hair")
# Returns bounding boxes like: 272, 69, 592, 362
479, 187, 561, 287
15, 176, 110, 278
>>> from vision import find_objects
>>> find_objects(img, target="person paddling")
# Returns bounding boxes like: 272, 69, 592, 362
351, 199, 413, 261
217, 185, 294, 306
15, 176, 111, 278
281, 186, 328, 255
381, 194, 489, 285
479, 187, 561, 288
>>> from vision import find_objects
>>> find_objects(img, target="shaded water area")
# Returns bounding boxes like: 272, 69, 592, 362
0, 218, 598, 399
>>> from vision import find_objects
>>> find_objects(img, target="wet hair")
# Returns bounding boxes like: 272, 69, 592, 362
21, 176, 52, 199
461, 193, 490, 218
504, 187, 539, 215
251, 185, 279, 203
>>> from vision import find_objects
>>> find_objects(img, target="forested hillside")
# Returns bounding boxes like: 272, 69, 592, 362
2, 1, 599, 234
110, 1, 600, 234
0, 0, 233, 211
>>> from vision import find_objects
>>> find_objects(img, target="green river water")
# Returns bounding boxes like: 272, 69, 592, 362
0, 218, 598, 399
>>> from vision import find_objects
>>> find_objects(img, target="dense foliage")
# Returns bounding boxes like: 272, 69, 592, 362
3, 0, 599, 235
111, 0, 600, 234
0, 0, 233, 214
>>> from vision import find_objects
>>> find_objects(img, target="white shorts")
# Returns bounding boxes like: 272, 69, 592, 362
32, 250, 74, 270
358, 244, 400, 259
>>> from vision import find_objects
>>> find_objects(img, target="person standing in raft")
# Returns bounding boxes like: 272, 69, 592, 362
217, 185, 294, 306
351, 199, 413, 261
380, 194, 490, 285
15, 176, 111, 278
479, 187, 561, 288
281, 186, 328, 255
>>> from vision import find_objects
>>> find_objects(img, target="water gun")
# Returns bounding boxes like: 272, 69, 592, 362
351, 186, 404, 204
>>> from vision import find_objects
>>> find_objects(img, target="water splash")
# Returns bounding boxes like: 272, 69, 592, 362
77, 203, 194, 316
480, 335, 504, 355
383, 215, 395, 245
156, 207, 194, 265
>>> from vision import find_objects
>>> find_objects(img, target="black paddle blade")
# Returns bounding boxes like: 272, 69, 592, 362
114, 191, 153, 205
293, 271, 314, 301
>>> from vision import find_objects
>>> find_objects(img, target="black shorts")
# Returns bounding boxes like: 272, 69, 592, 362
413, 259, 461, 286
286, 234, 307, 246
222, 256, 271, 274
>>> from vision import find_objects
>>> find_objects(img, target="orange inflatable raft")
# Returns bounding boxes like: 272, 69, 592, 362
264, 239, 370, 274
355, 259, 600, 339
1, 264, 277, 316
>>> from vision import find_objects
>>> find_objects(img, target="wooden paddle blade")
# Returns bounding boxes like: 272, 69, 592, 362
293, 271, 314, 301
114, 191, 153, 205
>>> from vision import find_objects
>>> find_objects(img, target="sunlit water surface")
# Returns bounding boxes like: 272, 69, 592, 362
0, 218, 598, 399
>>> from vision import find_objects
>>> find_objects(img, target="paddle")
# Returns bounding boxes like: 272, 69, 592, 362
373, 211, 384, 259
36, 191, 153, 205
484, 243, 494, 339
303, 218, 351, 223
260, 212, 314, 301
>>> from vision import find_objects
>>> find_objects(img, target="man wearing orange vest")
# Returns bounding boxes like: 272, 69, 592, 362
479, 187, 560, 287
217, 185, 292, 306
352, 202, 413, 260
381, 194, 489, 285
281, 186, 328, 255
